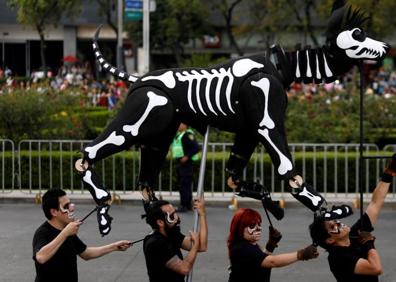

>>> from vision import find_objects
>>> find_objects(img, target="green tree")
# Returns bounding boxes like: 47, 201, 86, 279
127, 0, 210, 67
211, 0, 244, 56
94, 0, 126, 69
7, 0, 82, 76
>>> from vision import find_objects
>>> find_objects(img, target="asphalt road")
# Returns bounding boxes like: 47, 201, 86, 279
1, 202, 395, 282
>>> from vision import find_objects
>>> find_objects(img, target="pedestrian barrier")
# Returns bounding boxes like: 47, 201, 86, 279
0, 139, 395, 200
0, 139, 14, 193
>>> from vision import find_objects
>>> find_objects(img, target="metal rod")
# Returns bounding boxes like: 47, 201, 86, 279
263, 206, 273, 227
117, 0, 123, 69
130, 237, 145, 244
187, 126, 210, 282
80, 206, 98, 222
359, 61, 364, 220
143, 0, 150, 73
361, 155, 392, 160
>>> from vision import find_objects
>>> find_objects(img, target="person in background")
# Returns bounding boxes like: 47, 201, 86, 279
171, 123, 200, 212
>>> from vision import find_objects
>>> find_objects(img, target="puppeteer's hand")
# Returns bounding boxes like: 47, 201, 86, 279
114, 240, 133, 251
265, 226, 282, 253
189, 231, 199, 250
193, 198, 206, 216
62, 221, 82, 237
269, 226, 282, 245
297, 245, 319, 261
358, 231, 376, 253
180, 156, 189, 164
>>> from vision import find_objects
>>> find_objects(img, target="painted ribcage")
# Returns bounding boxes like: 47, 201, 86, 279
175, 68, 236, 116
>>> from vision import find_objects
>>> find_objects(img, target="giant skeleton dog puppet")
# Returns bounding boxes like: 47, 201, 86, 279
75, 0, 389, 236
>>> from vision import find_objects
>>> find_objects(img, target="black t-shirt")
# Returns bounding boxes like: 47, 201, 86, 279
229, 240, 270, 282
143, 230, 186, 282
32, 221, 87, 282
328, 213, 377, 282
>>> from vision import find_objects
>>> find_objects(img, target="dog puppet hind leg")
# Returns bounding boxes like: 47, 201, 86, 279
75, 88, 174, 207
138, 122, 179, 210
240, 74, 325, 212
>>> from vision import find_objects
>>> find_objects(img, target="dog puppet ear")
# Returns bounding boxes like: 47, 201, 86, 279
331, 0, 346, 13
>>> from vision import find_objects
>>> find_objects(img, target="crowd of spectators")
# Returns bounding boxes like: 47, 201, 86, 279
0, 62, 129, 110
1, 62, 396, 110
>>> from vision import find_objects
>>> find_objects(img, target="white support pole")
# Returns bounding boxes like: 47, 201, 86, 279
143, 0, 150, 73
117, 0, 123, 69
187, 126, 210, 282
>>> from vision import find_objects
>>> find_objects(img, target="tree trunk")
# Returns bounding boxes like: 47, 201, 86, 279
173, 42, 183, 67
224, 0, 243, 56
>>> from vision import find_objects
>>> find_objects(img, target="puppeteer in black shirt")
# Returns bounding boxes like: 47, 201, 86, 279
143, 229, 186, 282
32, 221, 87, 282
328, 213, 378, 282
229, 240, 270, 282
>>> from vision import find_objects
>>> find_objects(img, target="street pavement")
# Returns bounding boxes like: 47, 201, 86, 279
1, 202, 395, 282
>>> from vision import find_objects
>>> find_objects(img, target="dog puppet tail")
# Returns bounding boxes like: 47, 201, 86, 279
92, 25, 140, 84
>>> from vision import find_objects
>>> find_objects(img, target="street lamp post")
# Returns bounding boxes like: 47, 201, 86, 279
117, 0, 123, 70
2, 32, 9, 69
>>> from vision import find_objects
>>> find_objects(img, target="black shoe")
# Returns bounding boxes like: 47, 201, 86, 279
262, 198, 284, 220
321, 204, 353, 220
237, 180, 284, 221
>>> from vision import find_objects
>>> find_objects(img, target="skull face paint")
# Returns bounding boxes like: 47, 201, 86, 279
59, 202, 75, 219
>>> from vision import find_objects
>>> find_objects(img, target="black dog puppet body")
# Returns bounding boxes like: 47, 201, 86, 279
77, 0, 389, 235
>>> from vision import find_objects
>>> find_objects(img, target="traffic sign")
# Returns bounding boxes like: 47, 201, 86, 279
125, 0, 143, 21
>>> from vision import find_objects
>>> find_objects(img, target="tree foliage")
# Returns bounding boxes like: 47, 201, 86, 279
7, 0, 82, 74
126, 0, 210, 66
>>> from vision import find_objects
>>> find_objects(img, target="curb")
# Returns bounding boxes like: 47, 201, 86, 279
2, 190, 396, 209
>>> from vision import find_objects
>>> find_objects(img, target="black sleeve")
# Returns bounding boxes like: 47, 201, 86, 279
181, 133, 200, 158
72, 235, 87, 255
350, 213, 374, 237
32, 227, 49, 261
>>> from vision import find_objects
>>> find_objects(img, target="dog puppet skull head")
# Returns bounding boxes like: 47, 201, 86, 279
326, 0, 390, 64
336, 28, 389, 60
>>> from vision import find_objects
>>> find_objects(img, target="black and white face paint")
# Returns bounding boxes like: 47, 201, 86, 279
59, 202, 75, 219
165, 211, 180, 225
328, 220, 347, 235
247, 224, 262, 236
336, 28, 389, 60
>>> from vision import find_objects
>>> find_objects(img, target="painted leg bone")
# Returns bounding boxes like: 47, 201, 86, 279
96, 204, 113, 236
81, 169, 112, 206
289, 175, 325, 212
236, 181, 284, 220
75, 158, 113, 236
84, 131, 125, 159
122, 91, 168, 136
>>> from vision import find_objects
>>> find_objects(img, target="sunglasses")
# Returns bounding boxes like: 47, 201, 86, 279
59, 202, 75, 214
